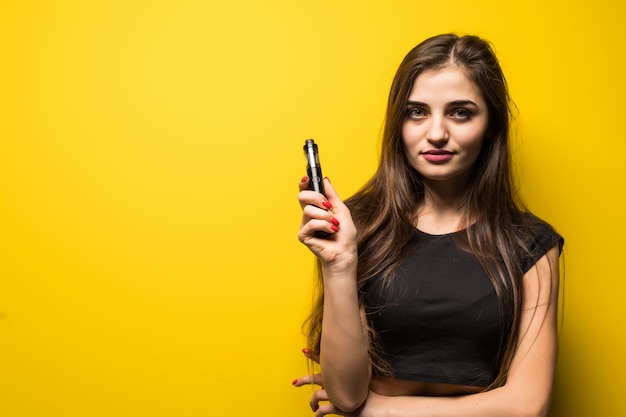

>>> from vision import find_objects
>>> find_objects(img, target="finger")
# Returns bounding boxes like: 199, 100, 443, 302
299, 177, 341, 211
309, 388, 330, 412
298, 175, 331, 208
299, 176, 336, 201
319, 177, 342, 207
302, 347, 321, 363
298, 219, 339, 244
298, 206, 340, 242
300, 204, 336, 228
315, 402, 343, 417
292, 373, 323, 387
298, 176, 340, 211
299, 175, 310, 191
298, 189, 333, 212
302, 347, 321, 364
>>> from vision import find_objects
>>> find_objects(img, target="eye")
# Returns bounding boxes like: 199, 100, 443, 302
407, 107, 426, 120
450, 108, 472, 120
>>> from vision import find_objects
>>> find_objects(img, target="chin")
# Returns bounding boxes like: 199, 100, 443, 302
418, 169, 472, 184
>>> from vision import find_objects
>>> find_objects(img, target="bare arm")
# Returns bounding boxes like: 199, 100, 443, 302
320, 277, 372, 412
298, 177, 372, 411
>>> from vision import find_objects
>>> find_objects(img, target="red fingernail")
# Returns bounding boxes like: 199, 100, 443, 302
331, 217, 340, 226
331, 225, 339, 232
292, 378, 298, 385
322, 200, 332, 209
302, 347, 311, 354
301, 176, 308, 183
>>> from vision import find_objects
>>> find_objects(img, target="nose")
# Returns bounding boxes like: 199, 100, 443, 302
426, 116, 449, 145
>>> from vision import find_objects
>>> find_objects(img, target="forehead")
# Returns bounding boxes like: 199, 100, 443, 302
408, 66, 484, 103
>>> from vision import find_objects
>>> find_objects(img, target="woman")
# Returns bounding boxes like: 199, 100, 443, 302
294, 34, 563, 417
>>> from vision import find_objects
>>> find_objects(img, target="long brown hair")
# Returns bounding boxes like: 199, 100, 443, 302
304, 34, 557, 388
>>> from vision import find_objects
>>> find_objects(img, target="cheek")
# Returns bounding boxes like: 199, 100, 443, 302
462, 134, 486, 168
400, 124, 422, 168
455, 125, 486, 152
401, 122, 419, 147
468, 136, 484, 154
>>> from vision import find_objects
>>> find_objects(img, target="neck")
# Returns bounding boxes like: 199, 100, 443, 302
416, 176, 471, 235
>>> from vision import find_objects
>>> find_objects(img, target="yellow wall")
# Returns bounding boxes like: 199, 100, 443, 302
0, 1, 623, 416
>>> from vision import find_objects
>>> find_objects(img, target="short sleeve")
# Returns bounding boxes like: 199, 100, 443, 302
520, 220, 564, 274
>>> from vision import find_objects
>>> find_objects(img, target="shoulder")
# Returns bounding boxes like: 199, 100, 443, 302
512, 212, 564, 274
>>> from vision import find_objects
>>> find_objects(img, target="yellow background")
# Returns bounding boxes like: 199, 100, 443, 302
0, 1, 624, 416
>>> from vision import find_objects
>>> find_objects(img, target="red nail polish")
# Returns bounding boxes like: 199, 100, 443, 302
302, 347, 311, 354
331, 217, 340, 226
322, 200, 332, 209
301, 176, 308, 183
292, 378, 298, 385
331, 225, 339, 232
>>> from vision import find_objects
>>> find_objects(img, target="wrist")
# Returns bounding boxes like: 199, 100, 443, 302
321, 251, 358, 277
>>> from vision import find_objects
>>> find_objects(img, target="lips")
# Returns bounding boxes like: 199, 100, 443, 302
421, 150, 454, 163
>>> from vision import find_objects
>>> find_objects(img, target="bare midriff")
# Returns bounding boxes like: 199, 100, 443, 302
371, 376, 484, 397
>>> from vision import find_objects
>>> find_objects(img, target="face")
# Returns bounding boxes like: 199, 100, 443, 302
401, 66, 488, 185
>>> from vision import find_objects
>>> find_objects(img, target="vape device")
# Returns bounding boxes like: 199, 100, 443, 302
303, 139, 329, 238
303, 139, 325, 196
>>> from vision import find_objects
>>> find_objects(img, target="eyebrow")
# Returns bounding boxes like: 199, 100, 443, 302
406, 100, 479, 107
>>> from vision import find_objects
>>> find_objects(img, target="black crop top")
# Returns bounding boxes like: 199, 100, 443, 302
362, 219, 563, 387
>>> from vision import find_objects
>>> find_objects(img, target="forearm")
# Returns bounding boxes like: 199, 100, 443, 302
376, 385, 551, 417
319, 265, 371, 412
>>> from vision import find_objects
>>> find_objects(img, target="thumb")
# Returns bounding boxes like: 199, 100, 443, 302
322, 178, 343, 207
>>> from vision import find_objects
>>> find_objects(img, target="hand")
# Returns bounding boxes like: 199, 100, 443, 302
294, 374, 386, 417
297, 177, 358, 272
293, 348, 346, 416
293, 349, 387, 417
